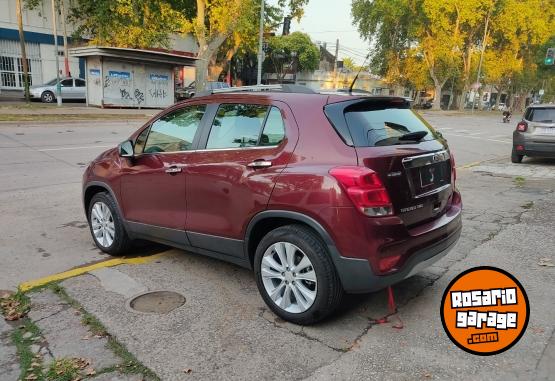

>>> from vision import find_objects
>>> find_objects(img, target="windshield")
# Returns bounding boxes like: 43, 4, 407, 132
527, 108, 555, 123
344, 105, 438, 147
43, 78, 58, 86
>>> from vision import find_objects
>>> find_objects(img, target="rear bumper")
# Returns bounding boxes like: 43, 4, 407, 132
331, 213, 462, 293
513, 132, 555, 157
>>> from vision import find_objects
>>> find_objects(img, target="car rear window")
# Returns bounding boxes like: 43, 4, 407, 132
526, 108, 555, 123
325, 99, 439, 147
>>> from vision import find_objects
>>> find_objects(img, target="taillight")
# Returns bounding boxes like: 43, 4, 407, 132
516, 121, 528, 132
329, 166, 393, 217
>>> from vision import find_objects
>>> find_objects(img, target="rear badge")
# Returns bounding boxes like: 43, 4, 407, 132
387, 171, 402, 177
400, 204, 424, 213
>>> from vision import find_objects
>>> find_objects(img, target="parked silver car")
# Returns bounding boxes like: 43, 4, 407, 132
30, 77, 86, 103
512, 104, 555, 163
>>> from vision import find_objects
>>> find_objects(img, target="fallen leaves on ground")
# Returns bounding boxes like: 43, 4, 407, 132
0, 297, 27, 321
183, 368, 193, 374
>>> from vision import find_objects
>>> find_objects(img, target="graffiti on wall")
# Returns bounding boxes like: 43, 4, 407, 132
147, 73, 170, 100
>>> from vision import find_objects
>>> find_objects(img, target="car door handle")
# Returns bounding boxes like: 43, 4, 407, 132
247, 160, 272, 169
165, 166, 183, 174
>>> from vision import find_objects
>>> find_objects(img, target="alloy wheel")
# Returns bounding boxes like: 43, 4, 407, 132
260, 241, 318, 313
90, 201, 115, 248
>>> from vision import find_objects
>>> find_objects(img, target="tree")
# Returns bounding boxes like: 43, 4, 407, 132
342, 57, 367, 72
65, 0, 193, 48
264, 32, 319, 82
190, 0, 309, 91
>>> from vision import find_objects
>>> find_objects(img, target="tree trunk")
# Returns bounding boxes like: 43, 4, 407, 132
16, 0, 30, 102
433, 83, 442, 110
195, 55, 210, 93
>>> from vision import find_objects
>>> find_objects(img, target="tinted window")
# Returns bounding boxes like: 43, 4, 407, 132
134, 127, 150, 154
259, 107, 285, 146
61, 79, 72, 87
206, 104, 268, 149
75, 79, 86, 87
527, 108, 555, 123
342, 102, 437, 147
143, 105, 206, 153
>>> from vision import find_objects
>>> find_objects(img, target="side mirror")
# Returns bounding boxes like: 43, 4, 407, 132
118, 140, 134, 158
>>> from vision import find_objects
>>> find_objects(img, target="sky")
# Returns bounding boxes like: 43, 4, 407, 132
272, 0, 370, 65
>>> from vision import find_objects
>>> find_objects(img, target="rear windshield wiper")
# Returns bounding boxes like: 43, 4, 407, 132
398, 131, 428, 141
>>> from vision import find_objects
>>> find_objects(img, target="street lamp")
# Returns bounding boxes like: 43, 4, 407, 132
256, 0, 265, 85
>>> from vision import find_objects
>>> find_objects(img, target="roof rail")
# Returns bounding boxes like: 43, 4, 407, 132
211, 84, 283, 94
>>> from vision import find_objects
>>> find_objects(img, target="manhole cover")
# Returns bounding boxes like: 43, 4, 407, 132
128, 291, 185, 314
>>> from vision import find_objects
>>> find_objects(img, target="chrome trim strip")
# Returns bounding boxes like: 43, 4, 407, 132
402, 150, 450, 169
413, 184, 451, 199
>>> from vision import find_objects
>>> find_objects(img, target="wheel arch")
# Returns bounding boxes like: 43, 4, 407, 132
244, 211, 337, 268
83, 181, 123, 222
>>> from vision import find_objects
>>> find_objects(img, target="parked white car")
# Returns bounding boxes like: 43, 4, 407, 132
30, 77, 86, 103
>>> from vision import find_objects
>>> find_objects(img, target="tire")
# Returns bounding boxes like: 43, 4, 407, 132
254, 224, 343, 325
88, 192, 132, 255
41, 91, 55, 103
511, 148, 524, 163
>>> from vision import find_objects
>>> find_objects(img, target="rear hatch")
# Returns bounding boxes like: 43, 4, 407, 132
325, 97, 454, 227
525, 107, 555, 140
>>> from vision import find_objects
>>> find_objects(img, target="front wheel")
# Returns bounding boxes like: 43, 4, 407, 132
41, 91, 55, 103
88, 192, 132, 255
254, 225, 343, 325
511, 148, 524, 163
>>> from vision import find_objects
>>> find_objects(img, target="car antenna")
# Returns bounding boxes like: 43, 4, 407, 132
348, 53, 371, 94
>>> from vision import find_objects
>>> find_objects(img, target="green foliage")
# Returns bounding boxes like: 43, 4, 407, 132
264, 32, 320, 80
65, 0, 193, 48
352, 0, 555, 109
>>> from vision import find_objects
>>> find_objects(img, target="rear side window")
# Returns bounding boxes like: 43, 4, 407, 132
259, 107, 285, 146
206, 104, 268, 149
326, 100, 438, 147
75, 79, 86, 87
526, 108, 555, 123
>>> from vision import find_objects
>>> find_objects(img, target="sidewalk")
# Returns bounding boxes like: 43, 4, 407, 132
0, 101, 160, 123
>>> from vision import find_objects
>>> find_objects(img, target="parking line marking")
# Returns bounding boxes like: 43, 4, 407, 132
38, 145, 114, 152
19, 252, 168, 292
446, 133, 511, 144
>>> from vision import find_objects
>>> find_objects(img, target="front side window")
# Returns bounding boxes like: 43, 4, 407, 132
61, 79, 72, 87
143, 105, 206, 153
206, 104, 268, 149
134, 127, 150, 154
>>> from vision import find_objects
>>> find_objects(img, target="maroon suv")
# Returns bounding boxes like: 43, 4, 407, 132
83, 87, 462, 324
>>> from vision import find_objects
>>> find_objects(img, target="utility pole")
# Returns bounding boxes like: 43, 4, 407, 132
471, 11, 490, 114
16, 0, 30, 102
256, 0, 265, 85
51, 0, 62, 106
59, 0, 70, 76
333, 39, 339, 89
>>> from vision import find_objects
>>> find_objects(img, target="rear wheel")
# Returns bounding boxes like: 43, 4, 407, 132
254, 224, 343, 325
41, 91, 55, 103
88, 192, 132, 255
511, 147, 524, 163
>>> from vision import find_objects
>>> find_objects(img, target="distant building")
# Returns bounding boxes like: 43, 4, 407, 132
0, 0, 198, 91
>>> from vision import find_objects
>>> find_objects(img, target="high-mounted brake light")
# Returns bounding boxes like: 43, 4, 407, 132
516, 121, 528, 132
330, 166, 393, 217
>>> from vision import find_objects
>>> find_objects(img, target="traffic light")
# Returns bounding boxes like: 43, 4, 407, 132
282, 16, 291, 36
546, 48, 554, 65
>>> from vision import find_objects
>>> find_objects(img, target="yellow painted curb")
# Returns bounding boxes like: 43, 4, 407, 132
19, 252, 168, 292
457, 161, 483, 170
